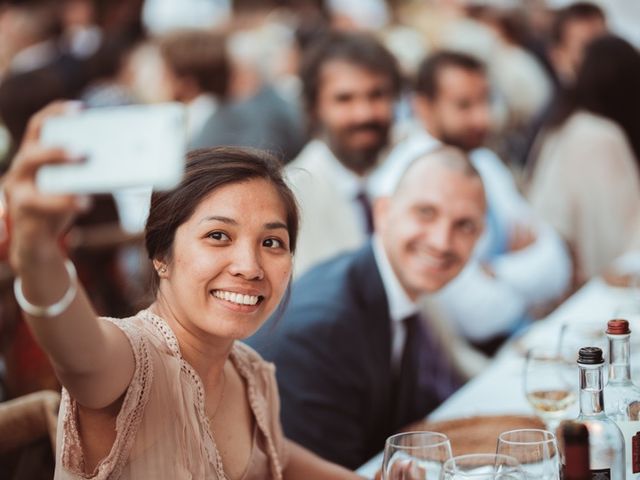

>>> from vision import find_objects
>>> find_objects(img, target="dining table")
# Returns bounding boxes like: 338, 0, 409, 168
356, 276, 640, 478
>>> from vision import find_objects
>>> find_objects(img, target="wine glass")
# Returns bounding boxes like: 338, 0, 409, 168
441, 454, 525, 480
610, 272, 640, 378
524, 347, 577, 433
558, 321, 608, 365
606, 254, 640, 316
496, 429, 561, 480
382, 431, 452, 480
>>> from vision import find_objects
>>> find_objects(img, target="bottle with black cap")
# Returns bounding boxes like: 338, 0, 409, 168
575, 346, 624, 480
604, 318, 640, 479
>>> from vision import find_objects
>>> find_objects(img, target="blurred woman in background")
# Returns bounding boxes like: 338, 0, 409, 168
528, 35, 640, 286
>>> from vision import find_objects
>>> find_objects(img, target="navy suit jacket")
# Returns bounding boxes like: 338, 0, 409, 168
247, 242, 445, 469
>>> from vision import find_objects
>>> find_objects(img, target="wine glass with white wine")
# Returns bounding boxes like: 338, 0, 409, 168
524, 347, 577, 433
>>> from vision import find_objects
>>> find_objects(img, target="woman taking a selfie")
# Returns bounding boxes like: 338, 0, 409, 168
3, 103, 362, 479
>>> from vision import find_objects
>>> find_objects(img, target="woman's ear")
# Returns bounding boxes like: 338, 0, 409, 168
153, 259, 169, 278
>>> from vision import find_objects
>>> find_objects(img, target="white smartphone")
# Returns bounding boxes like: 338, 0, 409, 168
37, 103, 187, 194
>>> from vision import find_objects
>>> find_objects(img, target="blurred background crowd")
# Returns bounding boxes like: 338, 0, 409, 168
0, 0, 639, 477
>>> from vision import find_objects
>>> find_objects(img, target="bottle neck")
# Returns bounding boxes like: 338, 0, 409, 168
607, 333, 632, 382
578, 363, 605, 415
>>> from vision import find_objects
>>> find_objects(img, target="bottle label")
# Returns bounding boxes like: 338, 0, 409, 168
614, 420, 640, 478
591, 468, 610, 480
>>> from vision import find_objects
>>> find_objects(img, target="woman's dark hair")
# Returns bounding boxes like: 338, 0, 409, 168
145, 147, 299, 295
547, 35, 640, 162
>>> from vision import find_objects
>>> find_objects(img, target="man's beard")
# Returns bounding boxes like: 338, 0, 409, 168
324, 122, 390, 174
438, 130, 485, 153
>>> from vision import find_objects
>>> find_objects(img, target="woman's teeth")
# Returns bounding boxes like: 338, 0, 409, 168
213, 290, 260, 306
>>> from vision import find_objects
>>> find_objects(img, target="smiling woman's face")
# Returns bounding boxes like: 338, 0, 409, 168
156, 177, 293, 340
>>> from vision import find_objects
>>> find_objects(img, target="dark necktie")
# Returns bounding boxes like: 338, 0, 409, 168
392, 313, 420, 425
394, 313, 461, 424
355, 190, 374, 235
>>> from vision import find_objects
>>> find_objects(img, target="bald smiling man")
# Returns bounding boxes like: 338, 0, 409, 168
249, 147, 487, 469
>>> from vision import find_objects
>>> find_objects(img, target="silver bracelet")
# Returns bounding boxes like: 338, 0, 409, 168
14, 259, 78, 318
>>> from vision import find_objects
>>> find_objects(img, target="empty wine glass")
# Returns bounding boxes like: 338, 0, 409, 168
558, 321, 608, 365
558, 320, 611, 385
441, 453, 525, 480
607, 253, 640, 316
382, 431, 452, 480
524, 347, 578, 433
496, 429, 560, 480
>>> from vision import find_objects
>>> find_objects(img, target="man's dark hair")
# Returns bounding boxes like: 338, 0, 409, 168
550, 2, 606, 47
414, 51, 485, 99
299, 31, 401, 114
158, 29, 229, 97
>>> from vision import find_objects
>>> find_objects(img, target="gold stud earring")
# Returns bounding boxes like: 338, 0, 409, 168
158, 266, 167, 275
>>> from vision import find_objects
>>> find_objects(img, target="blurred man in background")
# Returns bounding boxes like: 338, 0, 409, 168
288, 31, 401, 276
157, 29, 231, 147
548, 2, 606, 86
521, 2, 607, 167
374, 51, 571, 356
0, 0, 144, 162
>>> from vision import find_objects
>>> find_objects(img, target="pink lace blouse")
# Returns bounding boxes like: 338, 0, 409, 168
54, 310, 289, 479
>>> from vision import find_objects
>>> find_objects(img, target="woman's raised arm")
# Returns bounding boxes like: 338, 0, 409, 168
3, 102, 135, 409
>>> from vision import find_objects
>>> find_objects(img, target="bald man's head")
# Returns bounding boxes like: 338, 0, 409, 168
374, 146, 486, 299
393, 146, 481, 195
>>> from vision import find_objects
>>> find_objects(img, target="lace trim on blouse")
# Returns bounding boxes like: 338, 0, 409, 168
60, 316, 153, 479
59, 310, 284, 480
140, 309, 284, 480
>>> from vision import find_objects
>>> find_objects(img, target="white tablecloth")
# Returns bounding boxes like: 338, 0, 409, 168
357, 278, 640, 478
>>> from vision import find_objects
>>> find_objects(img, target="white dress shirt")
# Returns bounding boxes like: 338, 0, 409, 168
286, 140, 376, 276
321, 143, 372, 235
372, 235, 417, 370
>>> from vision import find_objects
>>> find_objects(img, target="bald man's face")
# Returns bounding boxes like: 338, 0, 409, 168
375, 160, 485, 299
